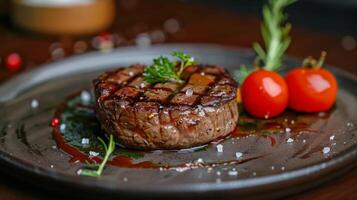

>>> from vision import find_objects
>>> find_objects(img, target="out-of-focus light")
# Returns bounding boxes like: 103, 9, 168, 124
6, 53, 22, 71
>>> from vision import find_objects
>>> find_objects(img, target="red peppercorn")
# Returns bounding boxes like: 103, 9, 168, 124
5, 53, 22, 72
51, 118, 60, 127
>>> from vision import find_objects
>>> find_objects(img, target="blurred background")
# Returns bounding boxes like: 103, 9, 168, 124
0, 1, 357, 199
0, 0, 357, 81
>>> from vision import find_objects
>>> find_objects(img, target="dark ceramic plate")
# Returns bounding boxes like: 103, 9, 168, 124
0, 44, 356, 199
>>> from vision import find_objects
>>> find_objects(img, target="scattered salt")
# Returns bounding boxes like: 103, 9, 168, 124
89, 151, 99, 157
31, 99, 39, 109
281, 166, 285, 171
59, 124, 66, 132
50, 165, 54, 168
228, 169, 238, 176
302, 139, 306, 143
80, 90, 91, 104
216, 171, 221, 176
330, 135, 335, 141
322, 147, 330, 154
140, 83, 146, 88
271, 166, 275, 170
123, 177, 128, 182
252, 172, 257, 176
216, 144, 223, 153
235, 152, 243, 159
285, 127, 291, 133
185, 89, 193, 96
196, 158, 204, 164
76, 169, 82, 175
287, 138, 294, 143
81, 138, 90, 145
128, 71, 134, 76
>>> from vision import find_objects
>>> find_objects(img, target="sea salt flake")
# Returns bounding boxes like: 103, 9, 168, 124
81, 138, 90, 145
80, 90, 91, 104
89, 151, 99, 157
235, 152, 243, 159
322, 147, 330, 154
185, 89, 193, 96
216, 144, 223, 153
281, 166, 285, 171
59, 124, 66, 132
287, 138, 294, 143
330, 135, 335, 141
196, 158, 204, 164
216, 171, 221, 176
228, 170, 238, 176
271, 166, 275, 170
285, 127, 291, 133
31, 99, 39, 109
175, 167, 189, 172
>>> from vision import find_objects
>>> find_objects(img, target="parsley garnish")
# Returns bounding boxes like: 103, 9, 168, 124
143, 51, 196, 84
78, 135, 115, 177
237, 0, 296, 83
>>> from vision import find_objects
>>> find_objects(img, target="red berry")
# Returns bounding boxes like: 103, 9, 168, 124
51, 118, 60, 127
6, 53, 22, 72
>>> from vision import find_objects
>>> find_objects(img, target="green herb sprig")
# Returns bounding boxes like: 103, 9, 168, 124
143, 51, 196, 84
237, 0, 296, 83
78, 135, 115, 177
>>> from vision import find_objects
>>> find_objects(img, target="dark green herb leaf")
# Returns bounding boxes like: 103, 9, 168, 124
143, 51, 196, 84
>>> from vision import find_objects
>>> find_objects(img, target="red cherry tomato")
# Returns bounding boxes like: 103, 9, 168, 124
285, 67, 337, 112
241, 69, 289, 119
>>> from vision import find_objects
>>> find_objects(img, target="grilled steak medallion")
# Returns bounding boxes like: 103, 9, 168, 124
93, 64, 239, 150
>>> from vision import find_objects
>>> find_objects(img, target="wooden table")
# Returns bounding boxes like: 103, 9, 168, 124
0, 0, 356, 199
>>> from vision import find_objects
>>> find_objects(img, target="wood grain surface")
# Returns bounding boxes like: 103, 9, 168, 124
0, 0, 356, 199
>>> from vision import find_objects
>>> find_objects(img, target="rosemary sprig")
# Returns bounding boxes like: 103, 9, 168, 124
143, 51, 196, 84
237, 0, 296, 83
78, 135, 115, 177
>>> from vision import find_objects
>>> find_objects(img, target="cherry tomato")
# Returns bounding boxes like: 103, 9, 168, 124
285, 67, 337, 112
241, 70, 289, 119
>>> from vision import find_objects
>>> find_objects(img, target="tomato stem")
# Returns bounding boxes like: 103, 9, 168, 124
302, 51, 327, 69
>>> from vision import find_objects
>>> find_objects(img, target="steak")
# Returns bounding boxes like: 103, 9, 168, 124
93, 64, 239, 150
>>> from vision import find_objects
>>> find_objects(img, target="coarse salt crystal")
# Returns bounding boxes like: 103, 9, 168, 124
185, 89, 193, 96
285, 127, 291, 133
59, 124, 66, 132
31, 99, 39, 109
235, 152, 243, 159
80, 90, 91, 104
216, 144, 223, 153
216, 171, 221, 176
322, 147, 330, 154
287, 138, 294, 143
89, 151, 99, 157
128, 71, 134, 76
81, 138, 90, 145
228, 170, 238, 176
330, 135, 335, 141
196, 158, 204, 164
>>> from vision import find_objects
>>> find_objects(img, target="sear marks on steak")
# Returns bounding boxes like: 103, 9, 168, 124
93, 64, 239, 150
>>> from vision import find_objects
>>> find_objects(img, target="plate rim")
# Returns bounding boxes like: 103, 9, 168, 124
0, 43, 356, 196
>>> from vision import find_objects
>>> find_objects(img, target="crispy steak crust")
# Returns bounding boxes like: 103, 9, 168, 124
93, 64, 239, 150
